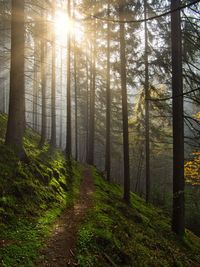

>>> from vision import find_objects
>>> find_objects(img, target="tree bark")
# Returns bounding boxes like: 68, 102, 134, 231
5, 0, 25, 158
66, 0, 72, 158
33, 34, 38, 132
50, 2, 57, 147
87, 23, 96, 165
105, 1, 111, 182
59, 48, 63, 148
144, 0, 150, 203
119, 2, 130, 204
39, 13, 47, 147
85, 53, 89, 162
73, 7, 78, 161
171, 0, 185, 236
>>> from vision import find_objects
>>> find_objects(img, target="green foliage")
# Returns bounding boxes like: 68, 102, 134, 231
76, 168, 200, 267
0, 114, 82, 266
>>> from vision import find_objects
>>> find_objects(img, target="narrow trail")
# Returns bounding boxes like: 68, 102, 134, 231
36, 167, 94, 267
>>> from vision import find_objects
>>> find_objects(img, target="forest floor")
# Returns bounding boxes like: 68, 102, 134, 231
36, 168, 94, 267
0, 113, 199, 267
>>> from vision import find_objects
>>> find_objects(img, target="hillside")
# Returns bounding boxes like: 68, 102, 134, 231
0, 113, 82, 266
0, 113, 200, 267
76, 168, 200, 267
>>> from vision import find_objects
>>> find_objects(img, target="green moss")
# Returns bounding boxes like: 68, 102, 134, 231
0, 114, 82, 266
76, 168, 200, 267
0, 159, 82, 266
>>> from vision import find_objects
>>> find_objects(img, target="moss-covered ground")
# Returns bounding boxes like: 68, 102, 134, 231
0, 113, 82, 266
76, 168, 200, 267
1, 112, 200, 267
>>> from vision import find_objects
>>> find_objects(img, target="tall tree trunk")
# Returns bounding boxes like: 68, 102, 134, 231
39, 14, 47, 147
66, 0, 71, 158
85, 53, 89, 162
33, 37, 38, 132
86, 49, 92, 164
105, 1, 111, 182
74, 47, 78, 161
87, 25, 96, 165
144, 0, 150, 203
1, 2, 6, 114
119, 2, 130, 204
73, 7, 78, 161
51, 2, 56, 147
2, 79, 5, 113
171, 0, 185, 236
60, 48, 63, 148
5, 0, 25, 158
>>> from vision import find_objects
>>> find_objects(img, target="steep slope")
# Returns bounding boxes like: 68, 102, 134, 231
0, 113, 82, 266
76, 168, 200, 267
1, 112, 200, 267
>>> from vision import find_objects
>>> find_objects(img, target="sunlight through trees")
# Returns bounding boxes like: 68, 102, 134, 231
0, 0, 200, 242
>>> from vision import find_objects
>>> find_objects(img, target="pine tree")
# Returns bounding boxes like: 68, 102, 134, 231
5, 0, 25, 158
66, 0, 72, 158
119, 0, 130, 204
39, 9, 47, 147
171, 0, 185, 236
105, 0, 111, 181
51, 1, 57, 147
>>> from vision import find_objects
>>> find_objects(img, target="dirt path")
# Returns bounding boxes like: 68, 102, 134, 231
36, 167, 94, 267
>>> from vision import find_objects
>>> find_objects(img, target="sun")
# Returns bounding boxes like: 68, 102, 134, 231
54, 10, 73, 44
54, 10, 84, 45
